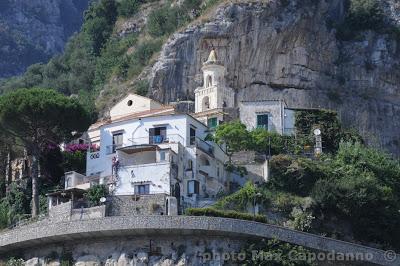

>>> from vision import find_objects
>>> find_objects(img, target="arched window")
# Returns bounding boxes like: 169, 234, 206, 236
202, 96, 210, 111
206, 75, 212, 87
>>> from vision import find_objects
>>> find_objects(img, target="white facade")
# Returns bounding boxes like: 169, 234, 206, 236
239, 100, 295, 135
85, 109, 228, 207
109, 94, 164, 120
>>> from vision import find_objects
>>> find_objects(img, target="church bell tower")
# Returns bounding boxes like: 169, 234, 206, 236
194, 49, 235, 128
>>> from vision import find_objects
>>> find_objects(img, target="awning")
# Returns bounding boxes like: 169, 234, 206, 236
46, 188, 86, 197
117, 145, 158, 154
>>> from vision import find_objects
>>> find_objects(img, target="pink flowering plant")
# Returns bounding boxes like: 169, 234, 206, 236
64, 143, 99, 153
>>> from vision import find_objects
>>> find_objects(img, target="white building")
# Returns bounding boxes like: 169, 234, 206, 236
239, 100, 296, 135
51, 94, 228, 212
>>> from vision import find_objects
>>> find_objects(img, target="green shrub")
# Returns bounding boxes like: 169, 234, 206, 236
214, 182, 260, 211
85, 184, 108, 206
214, 121, 251, 162
241, 238, 316, 266
148, 7, 177, 37
269, 155, 325, 196
295, 109, 343, 153
118, 0, 142, 17
83, 0, 118, 55
126, 39, 162, 77
132, 39, 162, 65
0, 200, 9, 229
6, 258, 24, 266
186, 207, 267, 223
62, 151, 86, 174
147, 5, 190, 37
135, 79, 149, 96
248, 128, 288, 156
336, 0, 386, 40
312, 142, 400, 250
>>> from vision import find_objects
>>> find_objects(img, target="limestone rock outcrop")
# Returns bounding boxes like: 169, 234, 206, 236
75, 255, 101, 266
150, 0, 400, 155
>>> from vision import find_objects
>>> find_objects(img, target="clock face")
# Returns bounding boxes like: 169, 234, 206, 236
313, 129, 321, 136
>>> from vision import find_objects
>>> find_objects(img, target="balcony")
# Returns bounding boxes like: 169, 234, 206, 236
196, 138, 214, 157
129, 134, 185, 146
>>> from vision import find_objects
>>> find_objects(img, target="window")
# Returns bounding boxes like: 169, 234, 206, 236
149, 127, 166, 144
190, 127, 196, 145
206, 75, 212, 87
112, 132, 123, 153
160, 151, 166, 161
187, 160, 193, 171
207, 117, 218, 129
135, 184, 150, 195
187, 180, 199, 195
257, 114, 269, 130
65, 177, 72, 188
202, 96, 210, 111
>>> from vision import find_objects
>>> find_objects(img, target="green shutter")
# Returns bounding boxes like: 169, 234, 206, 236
207, 117, 218, 128
257, 114, 268, 130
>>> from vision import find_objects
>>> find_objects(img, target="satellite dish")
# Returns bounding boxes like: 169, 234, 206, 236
100, 197, 107, 203
313, 128, 321, 136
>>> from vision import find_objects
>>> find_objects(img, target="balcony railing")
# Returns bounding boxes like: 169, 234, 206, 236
129, 134, 185, 146
196, 138, 214, 156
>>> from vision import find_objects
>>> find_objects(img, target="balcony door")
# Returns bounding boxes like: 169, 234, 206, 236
149, 127, 166, 144
112, 132, 123, 153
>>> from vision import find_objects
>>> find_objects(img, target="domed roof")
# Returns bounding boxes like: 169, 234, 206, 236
207, 49, 217, 63
203, 49, 223, 66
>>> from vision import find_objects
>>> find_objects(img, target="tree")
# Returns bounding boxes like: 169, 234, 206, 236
85, 184, 108, 206
311, 142, 400, 250
214, 121, 250, 162
295, 110, 342, 153
249, 128, 287, 156
0, 88, 91, 217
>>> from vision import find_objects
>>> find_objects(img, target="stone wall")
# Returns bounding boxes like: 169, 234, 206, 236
71, 205, 106, 221
107, 194, 168, 216
48, 201, 72, 222
0, 216, 397, 265
17, 236, 243, 266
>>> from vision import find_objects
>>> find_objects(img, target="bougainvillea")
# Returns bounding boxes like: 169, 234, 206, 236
64, 143, 99, 153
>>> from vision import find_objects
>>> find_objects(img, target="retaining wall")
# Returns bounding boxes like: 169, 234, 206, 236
0, 216, 398, 265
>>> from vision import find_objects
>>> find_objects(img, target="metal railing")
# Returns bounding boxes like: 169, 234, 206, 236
196, 137, 214, 156
129, 134, 185, 146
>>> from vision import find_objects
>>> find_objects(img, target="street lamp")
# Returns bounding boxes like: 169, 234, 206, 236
253, 192, 262, 217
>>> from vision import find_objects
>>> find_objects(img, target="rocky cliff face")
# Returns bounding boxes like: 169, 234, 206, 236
0, 0, 90, 78
150, 0, 400, 155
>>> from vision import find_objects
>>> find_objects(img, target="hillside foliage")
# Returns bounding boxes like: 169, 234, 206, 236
214, 141, 400, 251
0, 0, 218, 113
